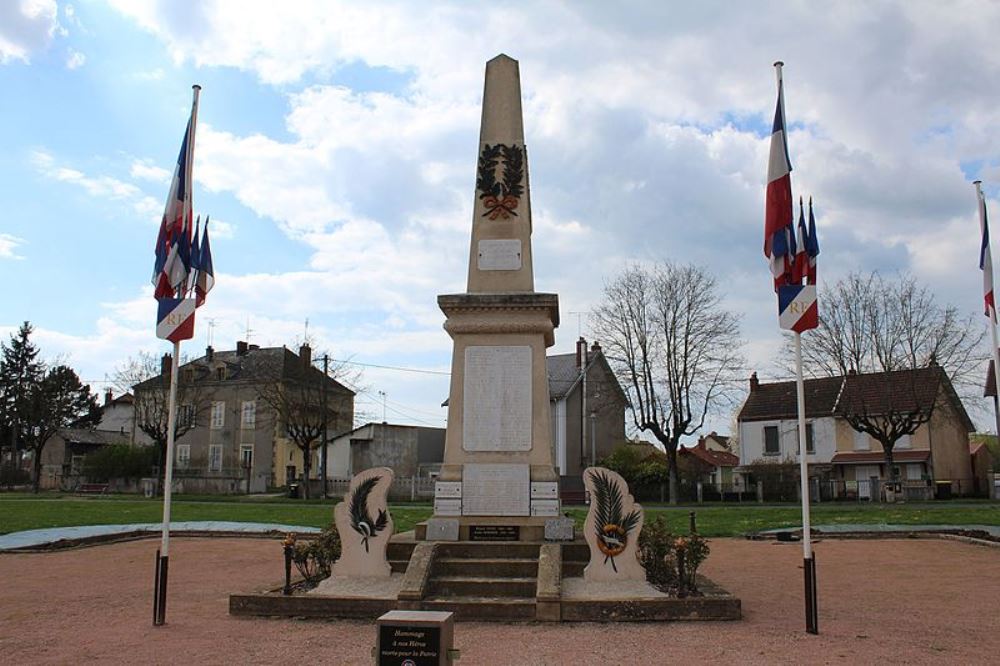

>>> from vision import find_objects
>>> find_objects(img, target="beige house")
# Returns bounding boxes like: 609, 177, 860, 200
739, 366, 976, 499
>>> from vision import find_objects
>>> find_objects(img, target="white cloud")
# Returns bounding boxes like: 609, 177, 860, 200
129, 158, 171, 184
0, 233, 26, 260
65, 48, 85, 69
0, 0, 60, 64
32, 149, 163, 222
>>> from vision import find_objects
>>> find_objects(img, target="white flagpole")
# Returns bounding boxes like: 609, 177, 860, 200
794, 332, 812, 561
154, 84, 201, 626
975, 181, 1000, 425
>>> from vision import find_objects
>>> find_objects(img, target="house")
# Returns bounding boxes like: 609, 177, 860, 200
548, 338, 628, 480
325, 422, 445, 479
678, 433, 740, 488
738, 365, 976, 499
133, 341, 354, 493
38, 391, 141, 489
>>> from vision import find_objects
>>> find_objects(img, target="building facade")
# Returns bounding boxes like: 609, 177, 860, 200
134, 342, 354, 493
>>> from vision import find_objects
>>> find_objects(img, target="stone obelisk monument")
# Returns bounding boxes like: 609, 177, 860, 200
432, 54, 560, 540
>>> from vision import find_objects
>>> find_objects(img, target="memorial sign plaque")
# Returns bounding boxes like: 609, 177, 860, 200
469, 525, 520, 541
477, 239, 522, 271
462, 346, 531, 452
462, 463, 530, 516
434, 482, 462, 499
376, 610, 454, 666
433, 498, 462, 516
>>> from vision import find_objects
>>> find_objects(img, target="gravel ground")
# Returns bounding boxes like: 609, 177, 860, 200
1, 536, 998, 665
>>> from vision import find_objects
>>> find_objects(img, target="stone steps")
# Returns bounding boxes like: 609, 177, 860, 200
421, 596, 536, 621
434, 542, 541, 558
429, 575, 537, 598
433, 557, 538, 578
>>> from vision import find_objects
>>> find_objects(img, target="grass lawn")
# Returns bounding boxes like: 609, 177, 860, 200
2, 493, 998, 538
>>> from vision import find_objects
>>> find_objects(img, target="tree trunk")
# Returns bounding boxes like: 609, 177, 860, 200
31, 448, 41, 493
667, 448, 679, 505
301, 448, 312, 500
882, 442, 897, 482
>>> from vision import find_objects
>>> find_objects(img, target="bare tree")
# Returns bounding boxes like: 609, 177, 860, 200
115, 352, 209, 489
591, 262, 745, 504
786, 271, 984, 480
252, 350, 356, 500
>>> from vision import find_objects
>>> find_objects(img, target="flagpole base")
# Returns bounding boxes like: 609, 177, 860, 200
804, 554, 818, 634
153, 552, 169, 626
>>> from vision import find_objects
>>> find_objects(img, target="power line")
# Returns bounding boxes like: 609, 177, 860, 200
329, 358, 450, 376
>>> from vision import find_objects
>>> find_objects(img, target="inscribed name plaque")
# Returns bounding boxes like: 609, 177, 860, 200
477, 239, 522, 271
462, 463, 530, 516
468, 525, 520, 541
462, 346, 531, 452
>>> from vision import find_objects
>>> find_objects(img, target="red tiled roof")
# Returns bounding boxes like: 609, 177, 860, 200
680, 442, 739, 468
830, 450, 930, 465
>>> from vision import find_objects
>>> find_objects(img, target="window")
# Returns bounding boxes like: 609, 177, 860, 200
70, 455, 84, 475
853, 429, 868, 451
241, 401, 256, 429
215, 366, 227, 381
240, 444, 253, 470
208, 445, 223, 472
896, 433, 912, 449
176, 444, 191, 469
211, 401, 225, 429
764, 426, 780, 455
796, 423, 815, 454
179, 404, 195, 428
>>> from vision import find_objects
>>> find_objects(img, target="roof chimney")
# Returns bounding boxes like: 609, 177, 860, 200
206, 345, 214, 362
300, 343, 312, 369
104, 389, 113, 406
576, 337, 587, 369
161, 353, 172, 378
749, 372, 759, 391
590, 340, 602, 356
236, 341, 249, 356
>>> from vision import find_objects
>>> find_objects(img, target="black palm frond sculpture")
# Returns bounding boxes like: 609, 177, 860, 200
349, 476, 388, 553
591, 469, 641, 573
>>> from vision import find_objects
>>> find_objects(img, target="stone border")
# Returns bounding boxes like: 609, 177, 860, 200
0, 529, 300, 554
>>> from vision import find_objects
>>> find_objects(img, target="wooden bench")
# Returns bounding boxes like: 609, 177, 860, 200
77, 483, 109, 495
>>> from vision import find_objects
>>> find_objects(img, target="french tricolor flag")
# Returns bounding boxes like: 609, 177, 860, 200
977, 182, 996, 322
765, 62, 794, 292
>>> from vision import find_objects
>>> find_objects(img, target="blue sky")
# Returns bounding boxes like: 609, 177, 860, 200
3, 1, 1000, 435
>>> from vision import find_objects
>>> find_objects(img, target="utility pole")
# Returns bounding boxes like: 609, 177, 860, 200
320, 354, 329, 499
378, 390, 387, 422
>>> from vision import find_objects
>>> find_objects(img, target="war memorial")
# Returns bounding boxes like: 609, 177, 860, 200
228, 56, 740, 636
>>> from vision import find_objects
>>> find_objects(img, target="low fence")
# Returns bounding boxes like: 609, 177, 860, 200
660, 477, 995, 503
317, 476, 436, 501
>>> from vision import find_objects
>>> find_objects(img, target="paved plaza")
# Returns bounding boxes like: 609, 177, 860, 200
2, 536, 997, 664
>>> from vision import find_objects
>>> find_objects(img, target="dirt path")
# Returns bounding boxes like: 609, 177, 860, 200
1, 537, 997, 664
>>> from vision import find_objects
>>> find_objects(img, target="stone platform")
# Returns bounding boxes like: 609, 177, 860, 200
229, 533, 741, 622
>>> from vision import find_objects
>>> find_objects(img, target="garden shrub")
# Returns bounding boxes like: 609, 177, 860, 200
82, 444, 158, 482
637, 515, 710, 596
292, 523, 341, 585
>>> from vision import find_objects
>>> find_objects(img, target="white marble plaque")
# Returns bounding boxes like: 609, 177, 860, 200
477, 239, 522, 271
462, 463, 530, 516
530, 499, 560, 517
434, 498, 463, 516
435, 482, 462, 499
462, 346, 531, 452
530, 482, 559, 499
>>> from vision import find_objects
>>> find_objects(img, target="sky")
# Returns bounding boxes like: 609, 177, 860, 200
2, 0, 1000, 439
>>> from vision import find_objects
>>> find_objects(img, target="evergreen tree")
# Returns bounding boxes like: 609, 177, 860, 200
0, 322, 44, 473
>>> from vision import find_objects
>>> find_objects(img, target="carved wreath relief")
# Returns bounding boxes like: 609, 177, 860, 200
476, 143, 524, 220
